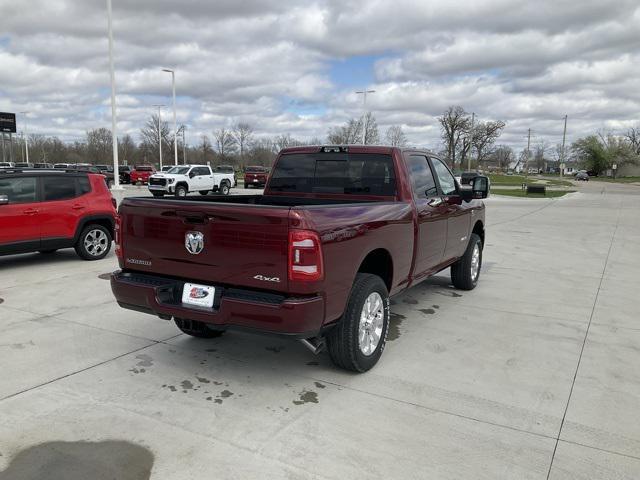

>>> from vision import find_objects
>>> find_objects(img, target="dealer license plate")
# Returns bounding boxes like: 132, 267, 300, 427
182, 283, 215, 308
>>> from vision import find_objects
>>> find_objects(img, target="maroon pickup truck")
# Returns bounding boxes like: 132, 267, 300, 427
110, 146, 489, 372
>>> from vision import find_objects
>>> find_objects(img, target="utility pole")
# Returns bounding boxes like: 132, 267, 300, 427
19, 111, 30, 164
355, 88, 375, 145
525, 128, 531, 176
162, 68, 178, 165
182, 127, 186, 164
468, 112, 475, 171
560, 115, 568, 177
106, 0, 121, 189
152, 104, 165, 169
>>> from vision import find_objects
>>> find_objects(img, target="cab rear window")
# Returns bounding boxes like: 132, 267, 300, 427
269, 153, 396, 196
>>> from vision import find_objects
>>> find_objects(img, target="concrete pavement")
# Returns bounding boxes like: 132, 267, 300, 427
0, 181, 639, 479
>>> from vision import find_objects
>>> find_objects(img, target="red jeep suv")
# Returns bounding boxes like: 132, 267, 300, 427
0, 170, 117, 260
130, 165, 155, 184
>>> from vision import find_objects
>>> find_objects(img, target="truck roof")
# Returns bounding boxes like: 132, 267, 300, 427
279, 145, 438, 156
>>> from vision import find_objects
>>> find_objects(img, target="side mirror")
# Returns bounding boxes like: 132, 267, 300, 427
0, 194, 8, 205
472, 175, 490, 199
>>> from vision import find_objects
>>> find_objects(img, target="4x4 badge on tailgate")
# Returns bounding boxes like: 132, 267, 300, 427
185, 231, 204, 255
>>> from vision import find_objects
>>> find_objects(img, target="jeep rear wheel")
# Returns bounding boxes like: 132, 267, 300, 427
326, 273, 389, 372
174, 318, 225, 338
75, 224, 112, 261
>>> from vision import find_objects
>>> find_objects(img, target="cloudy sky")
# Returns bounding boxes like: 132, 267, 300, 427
0, 0, 639, 151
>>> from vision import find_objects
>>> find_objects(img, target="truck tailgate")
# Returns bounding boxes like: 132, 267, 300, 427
118, 198, 290, 292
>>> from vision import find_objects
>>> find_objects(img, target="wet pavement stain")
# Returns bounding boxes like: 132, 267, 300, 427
196, 376, 210, 384
420, 308, 435, 315
129, 368, 146, 374
387, 313, 405, 341
0, 440, 154, 480
97, 273, 112, 280
206, 396, 212, 401
218, 390, 233, 398
436, 290, 462, 298
433, 305, 440, 309
214, 399, 223, 404
314, 381, 326, 389
402, 297, 418, 305
306, 361, 319, 366
0, 298, 4, 304
205, 348, 217, 352
429, 343, 447, 353
266, 346, 285, 353
135, 354, 153, 367
180, 380, 194, 390
293, 390, 318, 405
1, 340, 35, 350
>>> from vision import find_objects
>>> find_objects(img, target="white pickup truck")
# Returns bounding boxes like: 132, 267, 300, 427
148, 165, 234, 197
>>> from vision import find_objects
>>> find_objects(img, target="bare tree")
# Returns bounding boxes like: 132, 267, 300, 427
86, 128, 112, 165
199, 135, 213, 164
231, 122, 254, 162
273, 133, 303, 152
140, 114, 170, 164
362, 112, 380, 145
438, 106, 470, 169
490, 145, 514, 171
472, 120, 506, 166
327, 118, 362, 144
625, 127, 640, 155
213, 127, 236, 158
385, 125, 408, 147
118, 134, 136, 164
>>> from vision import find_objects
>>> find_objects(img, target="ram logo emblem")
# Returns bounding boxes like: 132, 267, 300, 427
185, 231, 204, 255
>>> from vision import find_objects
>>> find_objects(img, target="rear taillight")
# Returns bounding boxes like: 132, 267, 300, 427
288, 230, 324, 282
114, 215, 122, 259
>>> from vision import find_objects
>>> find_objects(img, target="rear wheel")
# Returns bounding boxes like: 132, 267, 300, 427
219, 181, 230, 195
75, 224, 112, 261
451, 233, 482, 290
326, 273, 389, 372
175, 185, 188, 197
174, 318, 225, 338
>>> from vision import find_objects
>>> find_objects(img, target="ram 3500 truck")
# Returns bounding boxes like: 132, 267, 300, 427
110, 146, 489, 372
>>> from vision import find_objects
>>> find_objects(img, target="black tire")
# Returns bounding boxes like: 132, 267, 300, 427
219, 181, 230, 195
244, 184, 249, 189
74, 224, 112, 261
39, 249, 57, 254
151, 192, 164, 197
451, 233, 482, 290
175, 185, 188, 197
199, 190, 209, 195
174, 318, 225, 338
326, 273, 390, 372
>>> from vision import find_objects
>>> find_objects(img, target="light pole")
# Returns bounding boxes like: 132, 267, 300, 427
106, 0, 121, 189
468, 112, 475, 172
182, 126, 187, 164
355, 88, 375, 145
162, 68, 178, 165
19, 111, 29, 164
152, 104, 165, 169
560, 115, 568, 178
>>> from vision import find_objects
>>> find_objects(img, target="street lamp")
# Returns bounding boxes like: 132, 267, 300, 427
19, 111, 29, 163
355, 88, 375, 145
152, 104, 165, 169
106, 0, 121, 189
161, 68, 178, 165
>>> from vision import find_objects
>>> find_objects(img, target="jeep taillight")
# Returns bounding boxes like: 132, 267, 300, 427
114, 215, 122, 259
288, 230, 324, 282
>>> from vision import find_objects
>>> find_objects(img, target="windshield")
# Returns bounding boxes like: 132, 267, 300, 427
167, 166, 190, 175
269, 152, 396, 195
136, 166, 153, 172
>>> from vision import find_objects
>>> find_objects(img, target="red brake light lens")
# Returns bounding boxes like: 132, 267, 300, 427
114, 215, 122, 259
288, 230, 323, 282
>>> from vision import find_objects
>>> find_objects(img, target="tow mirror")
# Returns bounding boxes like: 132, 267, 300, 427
472, 175, 490, 199
0, 194, 9, 205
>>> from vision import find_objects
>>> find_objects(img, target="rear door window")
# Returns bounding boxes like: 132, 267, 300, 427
269, 153, 396, 196
43, 176, 77, 201
0, 176, 37, 203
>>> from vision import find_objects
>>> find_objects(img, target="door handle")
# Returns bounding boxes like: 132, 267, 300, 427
23, 208, 39, 215
72, 204, 86, 210
427, 197, 443, 207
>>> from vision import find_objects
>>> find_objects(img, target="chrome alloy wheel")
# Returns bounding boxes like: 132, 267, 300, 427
358, 292, 384, 356
84, 229, 108, 257
470, 243, 481, 281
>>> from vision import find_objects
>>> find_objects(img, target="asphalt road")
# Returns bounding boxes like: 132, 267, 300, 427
0, 181, 639, 479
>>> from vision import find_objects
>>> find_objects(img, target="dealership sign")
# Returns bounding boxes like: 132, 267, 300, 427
0, 112, 17, 133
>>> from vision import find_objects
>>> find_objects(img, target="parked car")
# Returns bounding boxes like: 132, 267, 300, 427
94, 165, 115, 188
147, 164, 235, 197
111, 145, 489, 372
130, 165, 156, 184
575, 172, 589, 181
54, 163, 72, 169
15, 163, 34, 169
33, 163, 53, 169
460, 171, 479, 185
244, 165, 269, 188
0, 162, 14, 169
161, 166, 173, 172
119, 165, 132, 184
215, 165, 237, 187
0, 169, 117, 260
